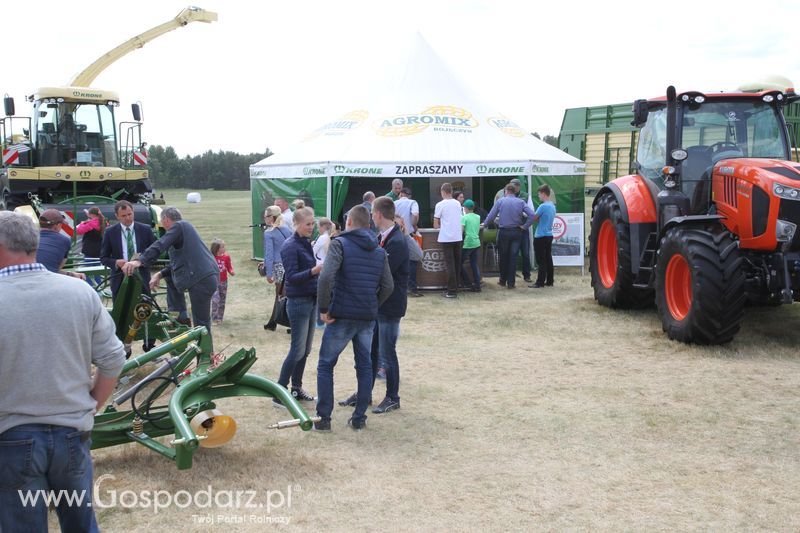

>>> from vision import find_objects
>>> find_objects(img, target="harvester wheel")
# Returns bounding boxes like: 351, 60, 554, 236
655, 226, 745, 344
589, 193, 653, 308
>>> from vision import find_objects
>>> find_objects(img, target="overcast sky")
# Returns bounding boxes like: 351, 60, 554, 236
5, 0, 798, 157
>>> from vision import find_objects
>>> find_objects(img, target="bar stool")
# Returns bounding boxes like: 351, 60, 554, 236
480, 228, 499, 272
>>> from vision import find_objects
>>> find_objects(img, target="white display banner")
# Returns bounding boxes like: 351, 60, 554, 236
250, 161, 586, 180
551, 213, 585, 267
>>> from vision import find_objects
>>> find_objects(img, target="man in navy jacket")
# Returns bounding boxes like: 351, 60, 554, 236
99, 200, 156, 299
315, 205, 393, 431
339, 197, 409, 413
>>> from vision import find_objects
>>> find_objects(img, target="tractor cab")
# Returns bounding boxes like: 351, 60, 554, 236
635, 91, 793, 215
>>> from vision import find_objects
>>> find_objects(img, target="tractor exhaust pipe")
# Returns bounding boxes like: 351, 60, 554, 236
657, 85, 690, 230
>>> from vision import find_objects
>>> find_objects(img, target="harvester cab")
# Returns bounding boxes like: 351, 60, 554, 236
0, 6, 217, 211
590, 80, 800, 344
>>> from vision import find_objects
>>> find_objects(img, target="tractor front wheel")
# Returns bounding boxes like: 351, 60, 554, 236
589, 193, 653, 308
655, 226, 745, 344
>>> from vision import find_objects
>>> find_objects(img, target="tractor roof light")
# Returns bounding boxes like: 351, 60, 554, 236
662, 166, 677, 175
763, 94, 774, 103
694, 95, 705, 103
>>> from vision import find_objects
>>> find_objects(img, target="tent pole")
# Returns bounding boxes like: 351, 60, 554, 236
326, 174, 332, 218
527, 171, 534, 275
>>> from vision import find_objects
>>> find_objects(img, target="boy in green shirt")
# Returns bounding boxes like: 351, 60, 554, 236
460, 199, 482, 292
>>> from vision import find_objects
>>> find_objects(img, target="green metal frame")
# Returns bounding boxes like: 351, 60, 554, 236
92, 326, 315, 470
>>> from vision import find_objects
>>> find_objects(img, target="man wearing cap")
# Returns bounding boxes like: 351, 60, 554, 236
0, 211, 125, 532
35, 208, 71, 273
35, 208, 85, 280
484, 184, 536, 289
461, 199, 482, 292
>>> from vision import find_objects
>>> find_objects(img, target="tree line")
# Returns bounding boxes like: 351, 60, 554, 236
146, 134, 558, 191
147, 145, 273, 191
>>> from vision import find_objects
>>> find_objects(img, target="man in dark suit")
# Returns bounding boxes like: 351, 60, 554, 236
99, 200, 156, 300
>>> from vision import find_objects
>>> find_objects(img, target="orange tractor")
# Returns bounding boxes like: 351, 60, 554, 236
589, 84, 800, 344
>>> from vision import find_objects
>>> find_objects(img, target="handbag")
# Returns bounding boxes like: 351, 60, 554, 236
265, 281, 291, 330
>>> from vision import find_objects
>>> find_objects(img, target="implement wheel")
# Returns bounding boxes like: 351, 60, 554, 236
589, 193, 653, 308
655, 226, 745, 344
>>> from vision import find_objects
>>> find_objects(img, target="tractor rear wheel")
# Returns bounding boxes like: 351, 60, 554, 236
655, 226, 745, 344
589, 193, 653, 308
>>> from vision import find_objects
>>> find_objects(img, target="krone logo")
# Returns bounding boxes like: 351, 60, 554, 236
476, 165, 488, 174
79, 170, 91, 178
334, 165, 345, 173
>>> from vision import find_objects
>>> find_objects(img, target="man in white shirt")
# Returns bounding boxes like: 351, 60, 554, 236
394, 187, 419, 233
433, 182, 463, 298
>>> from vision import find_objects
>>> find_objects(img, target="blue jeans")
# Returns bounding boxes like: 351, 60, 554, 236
460, 247, 481, 288
408, 261, 419, 291
316, 318, 375, 424
374, 315, 401, 402
0, 424, 99, 533
497, 228, 523, 286
520, 230, 532, 280
278, 295, 316, 389
83, 257, 103, 288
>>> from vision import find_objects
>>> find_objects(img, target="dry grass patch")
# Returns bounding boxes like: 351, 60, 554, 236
73, 189, 800, 532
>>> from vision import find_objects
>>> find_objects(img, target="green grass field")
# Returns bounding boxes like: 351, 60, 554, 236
80, 189, 800, 532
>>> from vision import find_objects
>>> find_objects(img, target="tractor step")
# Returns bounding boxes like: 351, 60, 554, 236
634, 232, 659, 287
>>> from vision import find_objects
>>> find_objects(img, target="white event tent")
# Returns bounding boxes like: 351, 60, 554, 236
249, 34, 585, 256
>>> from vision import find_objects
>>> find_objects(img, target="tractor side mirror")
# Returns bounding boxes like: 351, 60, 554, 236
631, 99, 648, 127
4, 96, 15, 117
132, 103, 142, 122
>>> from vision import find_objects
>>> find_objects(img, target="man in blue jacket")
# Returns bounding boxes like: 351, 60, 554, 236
315, 205, 394, 431
339, 197, 409, 414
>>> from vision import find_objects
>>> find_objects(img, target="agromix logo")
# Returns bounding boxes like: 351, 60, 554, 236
421, 248, 446, 273
375, 105, 478, 137
487, 116, 525, 137
305, 110, 369, 140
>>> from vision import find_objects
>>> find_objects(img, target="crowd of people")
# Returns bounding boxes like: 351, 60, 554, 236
260, 177, 556, 430
0, 178, 556, 528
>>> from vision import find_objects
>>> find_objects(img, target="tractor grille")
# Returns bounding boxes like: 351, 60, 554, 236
722, 176, 737, 207
778, 199, 800, 251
